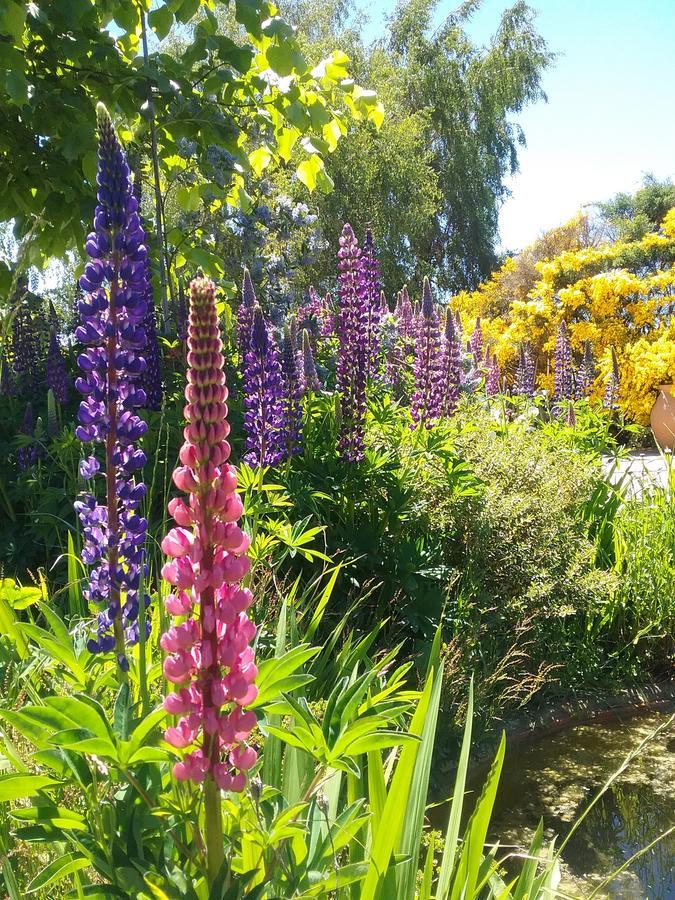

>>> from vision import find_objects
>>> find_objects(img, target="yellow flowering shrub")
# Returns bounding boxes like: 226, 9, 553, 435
452, 208, 675, 423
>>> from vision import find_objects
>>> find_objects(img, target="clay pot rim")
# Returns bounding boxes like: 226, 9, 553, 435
657, 383, 675, 392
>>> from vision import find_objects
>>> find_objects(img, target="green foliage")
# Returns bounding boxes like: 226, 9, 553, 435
598, 174, 675, 243
0, 0, 381, 297
280, 0, 552, 292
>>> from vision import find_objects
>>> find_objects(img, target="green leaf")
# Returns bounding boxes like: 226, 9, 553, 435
49, 730, 119, 761
148, 6, 174, 40
360, 666, 437, 900
26, 853, 90, 893
0, 774, 61, 802
252, 645, 319, 707
176, 0, 200, 24
0, 2, 26, 42
249, 146, 272, 177
45, 695, 113, 741
12, 804, 88, 832
436, 679, 474, 899
296, 155, 325, 192
176, 185, 201, 213
4, 69, 27, 105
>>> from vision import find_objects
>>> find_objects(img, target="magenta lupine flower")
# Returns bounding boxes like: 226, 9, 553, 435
73, 104, 150, 669
46, 328, 69, 404
603, 347, 620, 411
411, 277, 441, 428
361, 229, 383, 378
280, 325, 303, 457
302, 329, 321, 392
242, 306, 285, 466
336, 224, 368, 461
576, 340, 596, 399
439, 309, 461, 417
237, 268, 257, 361
161, 274, 257, 794
554, 320, 573, 402
485, 354, 501, 396
515, 343, 536, 397
469, 317, 483, 363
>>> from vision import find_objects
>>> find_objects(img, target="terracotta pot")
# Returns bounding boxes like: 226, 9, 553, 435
650, 384, 675, 449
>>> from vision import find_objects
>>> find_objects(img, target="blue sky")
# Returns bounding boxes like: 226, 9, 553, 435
361, 0, 675, 251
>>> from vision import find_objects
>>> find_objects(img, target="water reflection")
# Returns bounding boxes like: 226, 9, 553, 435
479, 710, 674, 898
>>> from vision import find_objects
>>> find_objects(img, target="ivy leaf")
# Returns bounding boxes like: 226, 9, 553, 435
148, 6, 174, 40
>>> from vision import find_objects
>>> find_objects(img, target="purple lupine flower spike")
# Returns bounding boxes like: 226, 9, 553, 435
46, 328, 69, 404
469, 317, 483, 363
74, 103, 150, 671
281, 324, 303, 457
485, 354, 501, 396
440, 309, 461, 417
603, 347, 620, 411
411, 277, 442, 428
379, 290, 389, 316
554, 320, 573, 402
242, 306, 285, 467
515, 343, 536, 397
361, 229, 383, 378
576, 340, 596, 398
336, 223, 368, 461
17, 402, 42, 470
12, 291, 40, 393
302, 328, 321, 393
237, 268, 257, 362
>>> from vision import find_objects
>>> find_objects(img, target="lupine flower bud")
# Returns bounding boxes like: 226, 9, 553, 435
576, 340, 596, 399
11, 296, 40, 393
237, 268, 256, 361
161, 273, 257, 792
281, 325, 303, 457
554, 320, 573, 402
361, 229, 383, 378
336, 224, 368, 461
242, 306, 285, 466
17, 402, 42, 470
469, 317, 483, 363
302, 329, 321, 393
46, 328, 69, 404
73, 104, 150, 667
411, 277, 442, 428
603, 346, 620, 411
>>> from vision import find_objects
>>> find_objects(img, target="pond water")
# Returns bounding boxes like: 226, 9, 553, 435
482, 709, 675, 898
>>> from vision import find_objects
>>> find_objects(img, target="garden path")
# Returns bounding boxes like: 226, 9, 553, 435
602, 450, 672, 496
